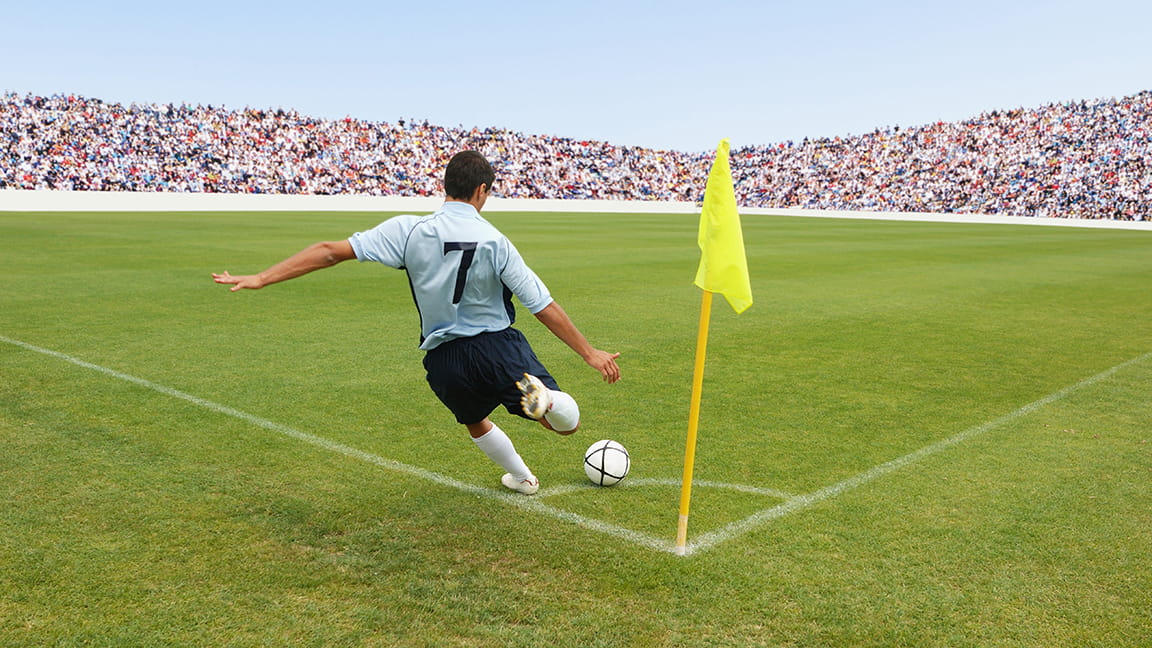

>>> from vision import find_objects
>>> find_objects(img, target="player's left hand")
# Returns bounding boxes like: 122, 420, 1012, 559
586, 350, 621, 383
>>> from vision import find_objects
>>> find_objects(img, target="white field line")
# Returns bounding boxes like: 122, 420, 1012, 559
537, 478, 796, 500
683, 349, 1152, 555
0, 334, 674, 554
5, 333, 1148, 557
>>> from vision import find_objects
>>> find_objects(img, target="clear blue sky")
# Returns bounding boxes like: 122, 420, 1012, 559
5, 0, 1149, 152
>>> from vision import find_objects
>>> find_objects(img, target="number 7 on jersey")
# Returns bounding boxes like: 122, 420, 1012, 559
443, 241, 478, 304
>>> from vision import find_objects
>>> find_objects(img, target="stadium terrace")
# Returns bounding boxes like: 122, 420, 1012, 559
1, 91, 1149, 221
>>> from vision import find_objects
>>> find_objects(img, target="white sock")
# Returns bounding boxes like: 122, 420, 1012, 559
472, 424, 533, 481
544, 390, 580, 432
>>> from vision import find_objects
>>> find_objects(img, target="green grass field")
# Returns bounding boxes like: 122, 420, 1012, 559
2, 209, 1151, 647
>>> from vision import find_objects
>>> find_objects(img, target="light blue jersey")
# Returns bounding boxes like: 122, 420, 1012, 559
348, 201, 553, 350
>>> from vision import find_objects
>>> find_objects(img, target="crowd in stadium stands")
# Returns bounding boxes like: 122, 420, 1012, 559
2, 90, 1149, 220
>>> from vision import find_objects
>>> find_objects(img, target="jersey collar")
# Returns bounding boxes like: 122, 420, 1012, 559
440, 200, 483, 219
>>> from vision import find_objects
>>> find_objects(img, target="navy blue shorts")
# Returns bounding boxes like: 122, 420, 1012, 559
423, 328, 560, 425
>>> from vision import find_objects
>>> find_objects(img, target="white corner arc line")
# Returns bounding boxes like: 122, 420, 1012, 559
0, 335, 675, 554
537, 478, 796, 500
683, 350, 1152, 556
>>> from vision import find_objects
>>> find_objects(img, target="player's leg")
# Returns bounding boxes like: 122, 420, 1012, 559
467, 418, 538, 495
424, 337, 539, 495
490, 328, 581, 433
516, 373, 580, 433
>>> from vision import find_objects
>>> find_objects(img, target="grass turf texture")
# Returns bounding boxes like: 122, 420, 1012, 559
2, 209, 1151, 646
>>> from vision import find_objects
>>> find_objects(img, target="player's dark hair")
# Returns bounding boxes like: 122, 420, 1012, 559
443, 150, 496, 200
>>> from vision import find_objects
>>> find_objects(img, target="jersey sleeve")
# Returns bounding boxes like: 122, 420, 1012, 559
348, 215, 420, 268
497, 238, 553, 314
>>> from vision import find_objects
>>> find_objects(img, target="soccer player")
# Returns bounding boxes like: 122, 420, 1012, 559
212, 150, 621, 495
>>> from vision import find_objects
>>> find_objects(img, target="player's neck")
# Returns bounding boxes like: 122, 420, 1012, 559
444, 197, 483, 212
445, 185, 488, 212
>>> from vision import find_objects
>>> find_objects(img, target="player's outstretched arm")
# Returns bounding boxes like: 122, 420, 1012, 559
533, 301, 621, 383
213, 240, 356, 291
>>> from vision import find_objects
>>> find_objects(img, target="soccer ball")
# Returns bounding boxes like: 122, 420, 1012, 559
583, 439, 630, 487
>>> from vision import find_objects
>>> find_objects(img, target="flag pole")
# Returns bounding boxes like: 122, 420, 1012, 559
675, 289, 714, 556
677, 137, 751, 556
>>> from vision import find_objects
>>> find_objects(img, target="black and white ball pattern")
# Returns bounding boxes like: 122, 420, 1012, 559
583, 439, 630, 487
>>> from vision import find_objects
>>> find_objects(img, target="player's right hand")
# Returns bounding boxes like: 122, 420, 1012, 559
212, 271, 264, 291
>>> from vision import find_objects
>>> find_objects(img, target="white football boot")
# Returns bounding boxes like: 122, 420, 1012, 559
501, 473, 540, 495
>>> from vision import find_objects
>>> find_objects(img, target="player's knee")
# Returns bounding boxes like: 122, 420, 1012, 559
543, 391, 580, 434
538, 417, 579, 435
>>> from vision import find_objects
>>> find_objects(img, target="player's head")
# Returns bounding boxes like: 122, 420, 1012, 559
444, 151, 496, 200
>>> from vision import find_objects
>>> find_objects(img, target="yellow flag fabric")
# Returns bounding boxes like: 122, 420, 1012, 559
694, 139, 753, 313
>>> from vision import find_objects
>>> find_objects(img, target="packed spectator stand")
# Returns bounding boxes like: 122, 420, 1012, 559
2, 91, 1149, 220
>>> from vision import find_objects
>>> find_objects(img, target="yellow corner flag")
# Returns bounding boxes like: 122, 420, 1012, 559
694, 138, 752, 314
677, 138, 752, 556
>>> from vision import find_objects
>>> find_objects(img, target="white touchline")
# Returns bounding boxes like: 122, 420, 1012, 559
683, 349, 1152, 556
4, 333, 1148, 558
